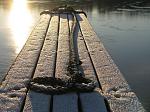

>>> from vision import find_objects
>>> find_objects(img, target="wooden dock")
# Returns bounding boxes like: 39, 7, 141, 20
0, 12, 145, 112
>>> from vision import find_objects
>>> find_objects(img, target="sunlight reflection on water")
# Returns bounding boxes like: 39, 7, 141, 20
8, 0, 33, 53
0, 0, 150, 111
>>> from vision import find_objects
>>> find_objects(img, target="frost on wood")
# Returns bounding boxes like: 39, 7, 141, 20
0, 14, 51, 111
77, 13, 145, 111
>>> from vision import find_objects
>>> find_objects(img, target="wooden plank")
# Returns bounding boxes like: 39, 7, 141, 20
53, 93, 78, 112
77, 14, 145, 112
106, 92, 145, 112
23, 91, 50, 112
23, 14, 59, 112
53, 14, 78, 112
79, 92, 107, 112
67, 14, 107, 112
0, 14, 51, 111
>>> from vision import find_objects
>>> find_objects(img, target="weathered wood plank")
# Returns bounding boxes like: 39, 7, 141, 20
79, 92, 107, 112
53, 14, 78, 112
0, 14, 51, 112
77, 13, 145, 112
106, 92, 145, 112
53, 93, 78, 112
67, 14, 107, 112
23, 91, 50, 112
23, 14, 59, 112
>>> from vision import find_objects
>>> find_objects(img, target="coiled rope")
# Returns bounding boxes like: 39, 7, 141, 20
29, 6, 96, 95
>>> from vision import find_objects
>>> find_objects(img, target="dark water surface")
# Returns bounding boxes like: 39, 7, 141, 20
0, 0, 150, 111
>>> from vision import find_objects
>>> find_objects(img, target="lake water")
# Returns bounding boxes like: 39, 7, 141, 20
0, 0, 150, 111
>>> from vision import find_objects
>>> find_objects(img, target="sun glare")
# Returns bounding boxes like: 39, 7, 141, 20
8, 0, 33, 53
